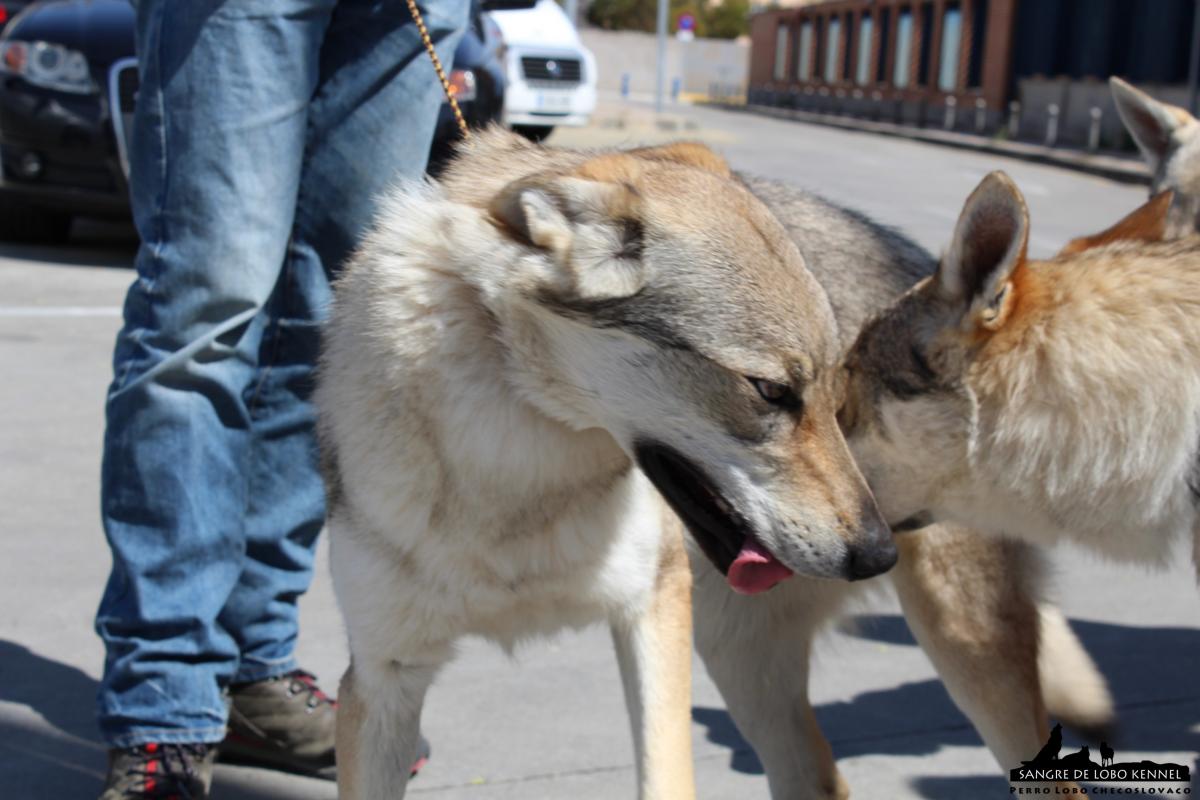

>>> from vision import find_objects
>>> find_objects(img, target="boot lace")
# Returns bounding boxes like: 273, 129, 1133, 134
285, 669, 337, 711
123, 742, 211, 799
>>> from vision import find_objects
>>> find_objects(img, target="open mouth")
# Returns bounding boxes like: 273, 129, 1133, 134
634, 441, 793, 594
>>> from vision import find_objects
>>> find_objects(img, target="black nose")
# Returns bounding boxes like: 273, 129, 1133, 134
844, 504, 897, 581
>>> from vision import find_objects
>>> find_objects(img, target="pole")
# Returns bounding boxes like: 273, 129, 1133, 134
565, 0, 578, 26
656, 0, 667, 113
1190, 0, 1200, 114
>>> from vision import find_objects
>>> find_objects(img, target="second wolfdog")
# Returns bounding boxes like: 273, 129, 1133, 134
842, 170, 1200, 575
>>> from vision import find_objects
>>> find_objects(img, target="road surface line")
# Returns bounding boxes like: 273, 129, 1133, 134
0, 306, 121, 317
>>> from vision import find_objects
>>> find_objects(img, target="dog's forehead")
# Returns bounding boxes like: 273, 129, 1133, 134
637, 176, 840, 370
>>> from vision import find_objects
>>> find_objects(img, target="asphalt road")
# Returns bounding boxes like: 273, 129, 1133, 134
2, 98, 1197, 800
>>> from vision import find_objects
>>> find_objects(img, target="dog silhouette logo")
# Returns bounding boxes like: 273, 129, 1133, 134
1021, 723, 1063, 766
1010, 722, 1190, 785
1059, 746, 1096, 768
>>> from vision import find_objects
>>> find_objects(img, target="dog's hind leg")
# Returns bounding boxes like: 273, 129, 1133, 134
610, 523, 696, 800
336, 656, 441, 800
890, 524, 1107, 785
691, 553, 850, 800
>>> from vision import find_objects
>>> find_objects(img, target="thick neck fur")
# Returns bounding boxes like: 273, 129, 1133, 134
958, 238, 1200, 561
326, 182, 632, 527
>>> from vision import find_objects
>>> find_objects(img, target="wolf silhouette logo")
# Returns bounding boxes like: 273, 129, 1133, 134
1022, 723, 1063, 766
1011, 723, 1190, 784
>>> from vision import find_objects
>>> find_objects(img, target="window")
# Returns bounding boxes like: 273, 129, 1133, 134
825, 17, 841, 82
894, 10, 913, 87
938, 5, 962, 91
876, 8, 892, 84
856, 14, 874, 85
918, 3, 934, 85
797, 21, 814, 80
968, 0, 989, 88
843, 13, 853, 79
774, 24, 789, 81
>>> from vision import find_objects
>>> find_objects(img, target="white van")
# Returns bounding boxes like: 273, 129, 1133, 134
488, 0, 596, 139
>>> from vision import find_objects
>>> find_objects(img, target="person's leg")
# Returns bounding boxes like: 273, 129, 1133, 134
220, 0, 469, 681
95, 0, 335, 748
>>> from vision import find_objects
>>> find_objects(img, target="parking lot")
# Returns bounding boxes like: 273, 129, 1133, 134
2, 97, 1197, 799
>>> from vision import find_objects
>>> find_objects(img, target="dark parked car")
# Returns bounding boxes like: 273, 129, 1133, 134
428, 6, 506, 171
0, 2, 35, 31
0, 0, 507, 244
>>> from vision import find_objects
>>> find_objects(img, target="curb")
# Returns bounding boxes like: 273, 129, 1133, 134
705, 102, 1151, 186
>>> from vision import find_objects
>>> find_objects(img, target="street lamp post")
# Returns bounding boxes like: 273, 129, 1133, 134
1190, 0, 1200, 114
656, 0, 667, 113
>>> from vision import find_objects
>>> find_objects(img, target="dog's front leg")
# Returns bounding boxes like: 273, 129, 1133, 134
691, 557, 848, 800
336, 656, 440, 800
610, 526, 696, 800
890, 523, 1103, 793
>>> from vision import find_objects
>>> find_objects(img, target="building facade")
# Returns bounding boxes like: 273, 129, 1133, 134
748, 0, 1197, 143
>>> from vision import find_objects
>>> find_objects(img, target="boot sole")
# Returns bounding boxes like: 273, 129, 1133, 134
218, 731, 431, 781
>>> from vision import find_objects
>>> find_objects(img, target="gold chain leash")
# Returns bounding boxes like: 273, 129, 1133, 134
405, 0, 471, 140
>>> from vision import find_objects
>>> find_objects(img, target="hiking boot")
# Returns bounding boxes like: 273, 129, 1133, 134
99, 742, 215, 800
221, 668, 432, 780
221, 669, 338, 780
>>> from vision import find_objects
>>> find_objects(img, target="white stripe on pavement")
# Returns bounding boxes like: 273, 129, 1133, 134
0, 306, 122, 317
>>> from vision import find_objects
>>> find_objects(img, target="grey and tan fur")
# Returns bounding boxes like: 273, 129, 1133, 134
842, 170, 1200, 579
700, 177, 1109, 796
319, 130, 1110, 798
318, 130, 895, 800
1112, 76, 1200, 236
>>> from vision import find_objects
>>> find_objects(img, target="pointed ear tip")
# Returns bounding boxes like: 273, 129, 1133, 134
974, 172, 1027, 213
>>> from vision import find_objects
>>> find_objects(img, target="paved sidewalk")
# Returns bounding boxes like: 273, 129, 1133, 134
707, 101, 1152, 185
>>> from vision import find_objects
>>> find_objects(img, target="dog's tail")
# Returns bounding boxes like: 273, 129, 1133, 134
1038, 603, 1115, 738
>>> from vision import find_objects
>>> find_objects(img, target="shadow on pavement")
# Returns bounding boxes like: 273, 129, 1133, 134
5, 613, 1197, 798
910, 774, 1010, 798
694, 614, 1200, 796
0, 640, 333, 800
693, 677, 982, 777
690, 707, 763, 774
847, 614, 1200, 754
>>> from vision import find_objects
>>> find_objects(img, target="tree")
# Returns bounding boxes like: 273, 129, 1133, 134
586, 0, 748, 40
704, 0, 749, 39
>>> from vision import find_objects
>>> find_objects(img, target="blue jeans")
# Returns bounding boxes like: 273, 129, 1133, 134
95, 0, 466, 747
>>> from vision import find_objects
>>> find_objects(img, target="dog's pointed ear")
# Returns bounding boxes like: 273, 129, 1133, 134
1059, 190, 1174, 256
1111, 77, 1195, 170
628, 142, 731, 178
936, 172, 1029, 331
490, 166, 647, 301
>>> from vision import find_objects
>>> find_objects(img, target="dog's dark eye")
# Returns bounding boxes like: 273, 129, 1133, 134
748, 377, 799, 409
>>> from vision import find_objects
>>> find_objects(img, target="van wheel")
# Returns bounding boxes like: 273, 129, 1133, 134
0, 198, 72, 244
513, 125, 554, 142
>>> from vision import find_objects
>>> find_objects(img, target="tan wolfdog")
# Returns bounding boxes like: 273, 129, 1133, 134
842, 170, 1200, 577
317, 130, 894, 799
319, 130, 1109, 798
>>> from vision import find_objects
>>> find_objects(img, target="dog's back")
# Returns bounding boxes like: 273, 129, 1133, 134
744, 177, 933, 348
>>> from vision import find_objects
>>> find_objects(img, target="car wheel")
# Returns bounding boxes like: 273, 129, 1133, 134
513, 125, 554, 142
0, 198, 72, 244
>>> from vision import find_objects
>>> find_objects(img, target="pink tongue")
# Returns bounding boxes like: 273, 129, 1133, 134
727, 537, 794, 595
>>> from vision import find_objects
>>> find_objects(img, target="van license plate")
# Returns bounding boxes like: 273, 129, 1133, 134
535, 91, 572, 112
